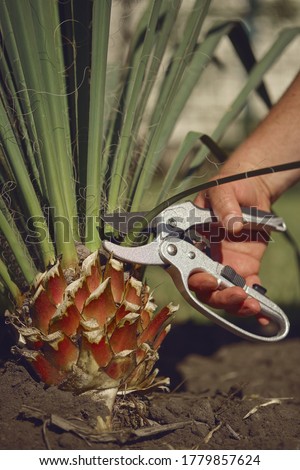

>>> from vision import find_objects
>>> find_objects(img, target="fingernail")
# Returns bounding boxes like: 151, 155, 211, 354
201, 278, 219, 290
241, 299, 261, 316
231, 293, 247, 304
223, 214, 244, 233
257, 316, 270, 326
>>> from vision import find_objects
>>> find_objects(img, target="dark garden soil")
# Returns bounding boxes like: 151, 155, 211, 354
0, 317, 299, 450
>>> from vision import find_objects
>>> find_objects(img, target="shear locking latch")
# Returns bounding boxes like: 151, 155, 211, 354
220, 265, 246, 288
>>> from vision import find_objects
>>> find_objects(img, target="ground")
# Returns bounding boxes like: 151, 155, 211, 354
0, 316, 299, 451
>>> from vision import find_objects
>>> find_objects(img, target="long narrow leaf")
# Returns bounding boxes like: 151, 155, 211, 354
131, 18, 273, 207
147, 0, 211, 134
124, 0, 182, 205
228, 21, 272, 108
58, 0, 92, 197
130, 0, 211, 211
1, 0, 78, 266
156, 131, 203, 204
0, 97, 55, 268
0, 51, 44, 194
100, 1, 157, 165
0, 3, 47, 195
33, 0, 78, 229
120, 0, 182, 207
188, 26, 300, 176
0, 279, 13, 311
0, 196, 38, 285
107, 0, 163, 211
155, 131, 242, 204
0, 256, 21, 302
84, 0, 112, 251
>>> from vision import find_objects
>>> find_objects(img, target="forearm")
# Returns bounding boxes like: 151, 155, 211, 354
220, 71, 300, 202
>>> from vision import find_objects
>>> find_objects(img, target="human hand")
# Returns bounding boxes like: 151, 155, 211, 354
190, 171, 273, 325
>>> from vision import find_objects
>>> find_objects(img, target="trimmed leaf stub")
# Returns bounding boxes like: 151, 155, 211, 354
9, 252, 177, 394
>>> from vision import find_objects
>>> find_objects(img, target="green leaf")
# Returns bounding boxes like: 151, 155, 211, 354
130, 0, 211, 211
1, 0, 78, 267
121, 0, 182, 206
0, 195, 38, 285
0, 97, 55, 268
199, 134, 228, 163
107, 0, 164, 211
155, 131, 204, 204
0, 256, 21, 302
187, 26, 300, 177
85, 0, 112, 251
227, 21, 272, 108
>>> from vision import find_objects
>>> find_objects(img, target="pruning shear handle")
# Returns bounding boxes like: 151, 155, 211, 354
159, 237, 289, 343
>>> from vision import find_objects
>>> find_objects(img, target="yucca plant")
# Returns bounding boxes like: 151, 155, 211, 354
0, 0, 299, 428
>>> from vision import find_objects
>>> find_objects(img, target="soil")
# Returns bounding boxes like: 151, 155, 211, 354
0, 317, 299, 450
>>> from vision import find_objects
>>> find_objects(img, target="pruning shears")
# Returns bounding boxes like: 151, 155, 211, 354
102, 201, 289, 343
